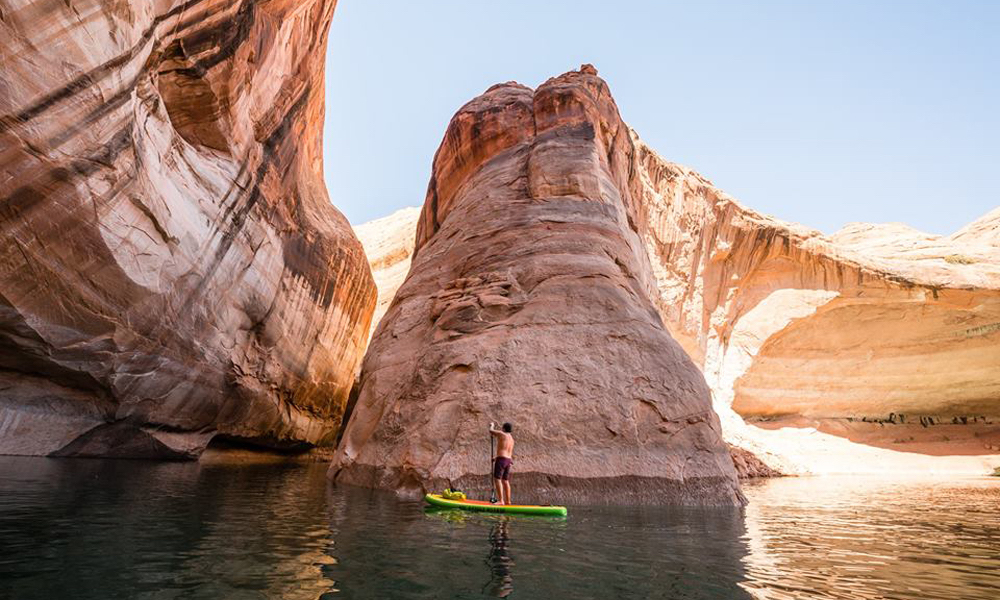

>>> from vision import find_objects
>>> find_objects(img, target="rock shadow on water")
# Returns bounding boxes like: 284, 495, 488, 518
0, 456, 336, 600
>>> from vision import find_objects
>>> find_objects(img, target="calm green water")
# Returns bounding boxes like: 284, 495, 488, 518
0, 457, 998, 600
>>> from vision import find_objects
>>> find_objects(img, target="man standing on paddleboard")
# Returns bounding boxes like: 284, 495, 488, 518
489, 422, 514, 505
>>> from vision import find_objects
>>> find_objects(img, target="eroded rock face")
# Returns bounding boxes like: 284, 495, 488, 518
351, 117, 1000, 478
0, 0, 375, 458
332, 67, 745, 506
630, 141, 1000, 474
729, 445, 782, 479
352, 206, 420, 342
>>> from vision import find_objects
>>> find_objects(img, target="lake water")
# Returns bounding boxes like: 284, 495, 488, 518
0, 457, 997, 599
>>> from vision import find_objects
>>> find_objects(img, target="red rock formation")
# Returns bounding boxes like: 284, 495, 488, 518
332, 66, 745, 505
352, 106, 1000, 478
728, 445, 783, 479
0, 0, 375, 457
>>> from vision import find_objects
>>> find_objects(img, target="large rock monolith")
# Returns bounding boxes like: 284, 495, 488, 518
331, 66, 745, 505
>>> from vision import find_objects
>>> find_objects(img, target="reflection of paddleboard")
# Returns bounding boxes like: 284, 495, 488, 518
424, 493, 567, 516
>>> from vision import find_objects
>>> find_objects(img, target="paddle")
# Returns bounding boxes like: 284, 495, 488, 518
489, 421, 498, 504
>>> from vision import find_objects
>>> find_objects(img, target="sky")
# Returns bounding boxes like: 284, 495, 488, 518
323, 0, 998, 235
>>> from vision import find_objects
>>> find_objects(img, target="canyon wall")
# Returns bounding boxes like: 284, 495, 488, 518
352, 94, 999, 478
0, 0, 376, 458
352, 206, 420, 342
631, 139, 1000, 473
333, 66, 746, 505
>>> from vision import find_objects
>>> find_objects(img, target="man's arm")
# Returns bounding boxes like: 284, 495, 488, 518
488, 422, 503, 438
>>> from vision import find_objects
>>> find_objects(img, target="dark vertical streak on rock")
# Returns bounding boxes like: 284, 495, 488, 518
0, 0, 213, 134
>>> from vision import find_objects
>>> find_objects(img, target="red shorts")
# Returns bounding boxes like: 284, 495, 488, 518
493, 457, 512, 480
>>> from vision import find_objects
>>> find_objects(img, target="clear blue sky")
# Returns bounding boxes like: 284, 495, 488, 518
324, 1, 998, 234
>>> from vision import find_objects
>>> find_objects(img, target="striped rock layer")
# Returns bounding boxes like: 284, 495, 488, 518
633, 141, 1000, 474
333, 66, 747, 506
0, 0, 375, 458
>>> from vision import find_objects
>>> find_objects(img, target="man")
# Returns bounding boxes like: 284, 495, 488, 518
489, 422, 514, 505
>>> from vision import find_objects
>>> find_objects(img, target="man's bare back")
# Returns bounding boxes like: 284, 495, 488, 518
489, 422, 515, 505
495, 431, 514, 458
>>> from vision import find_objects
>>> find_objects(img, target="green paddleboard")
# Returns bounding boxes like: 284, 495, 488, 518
424, 494, 567, 516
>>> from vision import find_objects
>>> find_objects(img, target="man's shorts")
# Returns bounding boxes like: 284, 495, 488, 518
493, 457, 513, 481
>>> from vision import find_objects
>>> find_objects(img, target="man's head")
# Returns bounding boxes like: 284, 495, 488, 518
502, 422, 512, 433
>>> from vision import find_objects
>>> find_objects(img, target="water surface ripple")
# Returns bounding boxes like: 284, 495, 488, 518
0, 457, 996, 599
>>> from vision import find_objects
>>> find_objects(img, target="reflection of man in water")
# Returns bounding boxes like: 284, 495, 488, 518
483, 519, 514, 598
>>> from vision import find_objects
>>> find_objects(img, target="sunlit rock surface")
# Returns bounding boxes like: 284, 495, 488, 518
949, 207, 1000, 247
631, 140, 1000, 474
0, 0, 376, 458
332, 66, 746, 506
352, 207, 420, 342
351, 112, 1000, 478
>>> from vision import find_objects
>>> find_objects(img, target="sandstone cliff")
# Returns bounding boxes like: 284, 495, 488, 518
352, 89, 999, 478
353, 207, 420, 342
0, 0, 376, 458
630, 140, 1000, 474
332, 66, 746, 506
